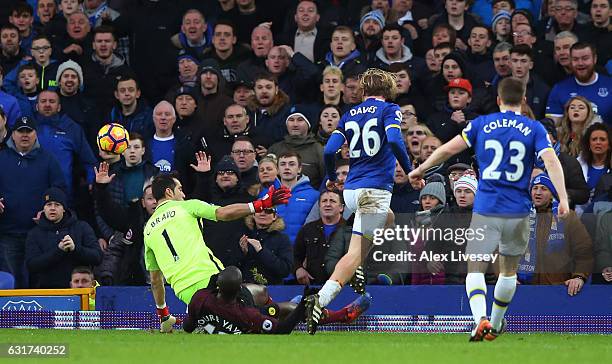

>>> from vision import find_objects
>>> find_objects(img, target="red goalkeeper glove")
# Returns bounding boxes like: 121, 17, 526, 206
156, 306, 177, 333
249, 185, 291, 213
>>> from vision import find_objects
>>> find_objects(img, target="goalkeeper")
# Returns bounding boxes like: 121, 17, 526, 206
142, 169, 291, 332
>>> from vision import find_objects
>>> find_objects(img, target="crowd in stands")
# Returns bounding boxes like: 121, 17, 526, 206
0, 0, 609, 294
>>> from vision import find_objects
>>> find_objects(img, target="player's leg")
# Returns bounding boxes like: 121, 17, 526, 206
243, 283, 270, 306
487, 216, 529, 340
464, 214, 501, 341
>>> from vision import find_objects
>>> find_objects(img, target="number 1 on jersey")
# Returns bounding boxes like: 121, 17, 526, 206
162, 229, 180, 262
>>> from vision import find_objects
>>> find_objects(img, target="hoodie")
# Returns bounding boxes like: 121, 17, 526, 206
275, 175, 320, 244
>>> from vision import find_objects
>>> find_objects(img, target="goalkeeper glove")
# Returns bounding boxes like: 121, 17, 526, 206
156, 306, 177, 333
249, 186, 291, 213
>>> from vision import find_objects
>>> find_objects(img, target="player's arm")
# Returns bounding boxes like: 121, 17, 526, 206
541, 149, 569, 217
413, 135, 469, 176
216, 186, 292, 220
149, 269, 177, 333
323, 131, 345, 181
385, 106, 413, 174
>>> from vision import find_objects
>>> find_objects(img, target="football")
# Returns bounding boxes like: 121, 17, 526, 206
97, 123, 129, 154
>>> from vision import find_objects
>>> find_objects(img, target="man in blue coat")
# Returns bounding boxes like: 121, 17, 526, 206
0, 116, 66, 288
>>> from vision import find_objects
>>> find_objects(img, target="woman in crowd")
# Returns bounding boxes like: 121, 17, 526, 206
558, 96, 597, 157
578, 123, 611, 200
315, 105, 342, 146
256, 154, 281, 198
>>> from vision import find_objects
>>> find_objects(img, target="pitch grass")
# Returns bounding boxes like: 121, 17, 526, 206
0, 330, 610, 364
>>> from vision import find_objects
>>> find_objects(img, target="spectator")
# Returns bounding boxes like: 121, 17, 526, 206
82, 26, 132, 117
196, 155, 255, 267
247, 72, 292, 147
34, 90, 97, 199
56, 60, 100, 147
70, 266, 96, 288
0, 108, 8, 150
578, 123, 611, 201
265, 45, 320, 104
429, 0, 480, 52
4, 35, 59, 96
593, 189, 612, 284
538, 118, 590, 208
237, 25, 274, 80
45, 0, 82, 41
391, 160, 420, 214
55, 11, 93, 64
15, 64, 39, 118
488, 41, 512, 90
256, 154, 282, 198
94, 162, 157, 286
306, 65, 345, 113
511, 21, 556, 87
471, 0, 533, 26
148, 101, 197, 193
294, 189, 345, 285
195, 59, 234, 141
108, 75, 154, 139
25, 187, 103, 288
544, 0, 588, 42
466, 25, 496, 85
0, 24, 25, 75
546, 31, 578, 86
315, 104, 341, 146
208, 104, 256, 163
418, 136, 443, 172
225, 0, 277, 46
239, 209, 292, 285
202, 20, 249, 84
232, 77, 255, 108
9, 3, 36, 55
165, 51, 201, 99
355, 10, 385, 64
305, 159, 353, 223
275, 151, 319, 244
509, 44, 550, 119
519, 173, 593, 295
231, 137, 260, 193
371, 24, 426, 78
390, 62, 431, 120
172, 87, 200, 144
585, 0, 611, 67
557, 95, 597, 157
278, 0, 331, 63
546, 43, 612, 126
317, 25, 365, 78
268, 106, 325, 189
0, 116, 66, 288
398, 102, 418, 132
342, 72, 363, 109
171, 9, 210, 59
492, 10, 512, 43
405, 123, 433, 163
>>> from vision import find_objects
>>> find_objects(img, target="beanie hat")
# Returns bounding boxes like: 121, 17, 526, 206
453, 174, 478, 194
56, 60, 84, 88
286, 104, 312, 129
198, 58, 222, 79
43, 187, 67, 208
360, 10, 385, 31
531, 173, 558, 201
492, 10, 511, 29
174, 86, 198, 101
177, 49, 200, 66
214, 155, 241, 178
419, 181, 446, 206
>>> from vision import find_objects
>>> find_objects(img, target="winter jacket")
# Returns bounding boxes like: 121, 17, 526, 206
25, 211, 102, 288
82, 54, 133, 115
276, 52, 321, 104
426, 107, 479, 165
201, 45, 251, 85
0, 90, 23, 127
390, 182, 421, 214
370, 45, 427, 80
195, 91, 234, 143
594, 209, 612, 274
247, 91, 292, 147
293, 219, 345, 284
3, 60, 59, 96
525, 73, 550, 120
94, 183, 150, 286
59, 93, 101, 148
531, 209, 593, 285
268, 134, 325, 189
14, 92, 37, 119
195, 172, 255, 267
275, 176, 319, 244
35, 113, 97, 195
239, 216, 293, 285
108, 101, 155, 139
558, 151, 589, 208
277, 26, 332, 64
0, 139, 66, 234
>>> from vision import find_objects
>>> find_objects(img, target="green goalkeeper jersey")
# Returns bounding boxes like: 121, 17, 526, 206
143, 199, 225, 295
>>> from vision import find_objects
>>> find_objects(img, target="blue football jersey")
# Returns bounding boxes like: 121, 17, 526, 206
335, 98, 403, 191
546, 74, 612, 126
462, 111, 553, 216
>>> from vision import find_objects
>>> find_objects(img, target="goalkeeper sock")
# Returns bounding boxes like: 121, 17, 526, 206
318, 280, 342, 307
319, 307, 349, 325
491, 275, 517, 331
465, 272, 487, 323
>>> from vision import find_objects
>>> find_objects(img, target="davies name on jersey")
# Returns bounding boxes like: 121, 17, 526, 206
349, 105, 378, 116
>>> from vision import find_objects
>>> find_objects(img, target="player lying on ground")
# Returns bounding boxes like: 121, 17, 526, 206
408, 77, 569, 342
305, 68, 413, 334
136, 170, 292, 332
183, 266, 371, 334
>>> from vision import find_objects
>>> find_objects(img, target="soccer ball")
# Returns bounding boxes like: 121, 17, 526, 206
97, 123, 129, 154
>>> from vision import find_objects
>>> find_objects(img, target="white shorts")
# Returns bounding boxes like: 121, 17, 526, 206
465, 213, 530, 257
343, 188, 392, 240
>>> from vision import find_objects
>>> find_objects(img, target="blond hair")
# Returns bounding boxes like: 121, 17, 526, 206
322, 65, 344, 81
359, 68, 398, 100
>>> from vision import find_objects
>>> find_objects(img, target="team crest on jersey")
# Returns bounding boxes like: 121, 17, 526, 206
569, 92, 578, 98
598, 88, 608, 97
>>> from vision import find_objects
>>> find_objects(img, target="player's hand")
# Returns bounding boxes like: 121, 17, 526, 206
251, 186, 291, 212
296, 267, 313, 285
564, 277, 584, 296
450, 110, 466, 124
94, 162, 116, 184
602, 267, 612, 282
157, 306, 177, 333
408, 168, 425, 190
0, 198, 4, 214
190, 151, 211, 173
557, 199, 570, 219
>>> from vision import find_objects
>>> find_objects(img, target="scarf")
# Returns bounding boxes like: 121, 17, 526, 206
518, 202, 565, 283
88, 3, 108, 27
